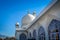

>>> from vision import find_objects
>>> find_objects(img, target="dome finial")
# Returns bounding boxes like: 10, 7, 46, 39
33, 10, 36, 17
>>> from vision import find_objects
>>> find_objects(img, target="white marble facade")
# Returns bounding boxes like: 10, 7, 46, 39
15, 0, 60, 40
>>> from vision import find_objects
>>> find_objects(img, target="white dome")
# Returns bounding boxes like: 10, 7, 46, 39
22, 14, 35, 26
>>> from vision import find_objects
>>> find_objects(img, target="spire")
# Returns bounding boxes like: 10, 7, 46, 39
33, 11, 36, 17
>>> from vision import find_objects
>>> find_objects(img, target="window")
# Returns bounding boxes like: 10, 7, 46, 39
38, 26, 45, 40
29, 32, 31, 38
33, 30, 36, 39
48, 19, 60, 40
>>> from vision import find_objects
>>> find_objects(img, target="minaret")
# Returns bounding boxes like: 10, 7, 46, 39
33, 11, 36, 17
15, 22, 19, 40
15, 22, 19, 28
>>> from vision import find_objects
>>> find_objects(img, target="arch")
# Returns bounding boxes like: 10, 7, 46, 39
33, 29, 36, 39
38, 26, 45, 40
19, 33, 27, 40
29, 32, 31, 38
48, 19, 60, 40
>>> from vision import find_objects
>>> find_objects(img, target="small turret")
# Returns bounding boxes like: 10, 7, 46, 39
15, 22, 19, 28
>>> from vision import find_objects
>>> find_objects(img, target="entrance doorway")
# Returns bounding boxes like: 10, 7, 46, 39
20, 33, 27, 40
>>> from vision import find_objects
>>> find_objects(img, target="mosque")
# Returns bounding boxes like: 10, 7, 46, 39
15, 0, 60, 40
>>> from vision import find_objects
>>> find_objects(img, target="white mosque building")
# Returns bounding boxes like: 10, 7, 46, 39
15, 0, 60, 40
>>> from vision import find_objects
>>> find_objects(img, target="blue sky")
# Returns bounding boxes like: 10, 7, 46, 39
0, 0, 52, 37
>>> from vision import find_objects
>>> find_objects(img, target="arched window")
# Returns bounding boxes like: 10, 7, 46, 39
38, 26, 45, 40
20, 33, 27, 40
29, 32, 31, 38
33, 30, 36, 39
48, 19, 60, 40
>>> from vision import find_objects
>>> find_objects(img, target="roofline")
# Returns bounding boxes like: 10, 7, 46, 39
26, 0, 57, 30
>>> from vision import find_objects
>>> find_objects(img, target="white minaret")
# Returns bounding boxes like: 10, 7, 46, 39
15, 22, 19, 40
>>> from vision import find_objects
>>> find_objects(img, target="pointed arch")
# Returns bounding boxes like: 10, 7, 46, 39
19, 33, 27, 40
38, 26, 45, 40
29, 32, 31, 38
33, 29, 36, 39
48, 19, 60, 40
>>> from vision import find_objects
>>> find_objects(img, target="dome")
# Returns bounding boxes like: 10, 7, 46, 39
22, 14, 35, 26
